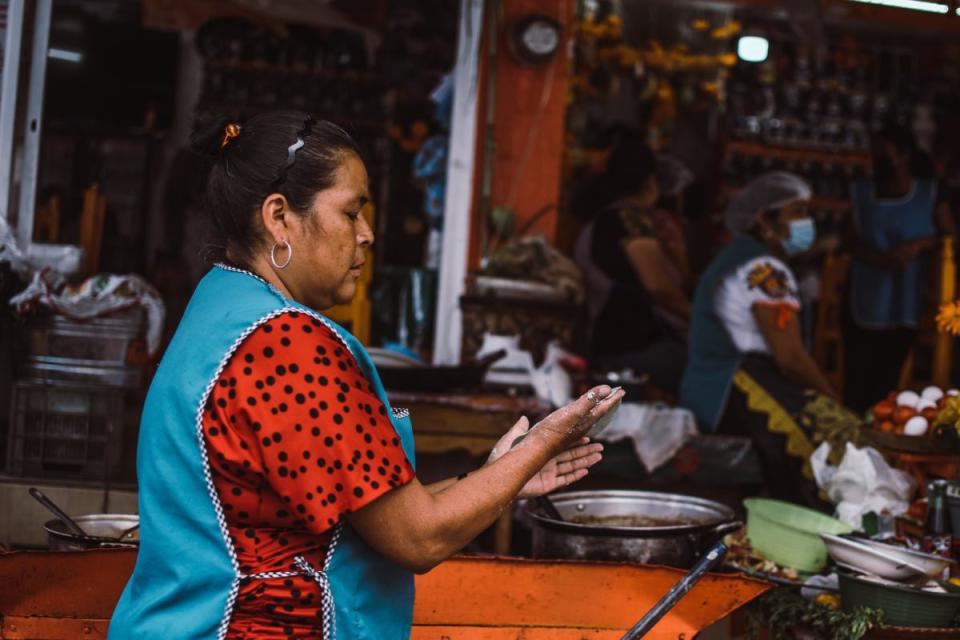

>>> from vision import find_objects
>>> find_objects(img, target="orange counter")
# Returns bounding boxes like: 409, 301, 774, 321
0, 549, 769, 639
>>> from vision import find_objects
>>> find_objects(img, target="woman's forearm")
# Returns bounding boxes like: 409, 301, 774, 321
778, 353, 836, 399
348, 441, 551, 573
414, 436, 556, 563
349, 389, 622, 573
651, 286, 692, 319
425, 477, 460, 495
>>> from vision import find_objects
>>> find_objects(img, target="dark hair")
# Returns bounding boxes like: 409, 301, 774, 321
875, 123, 915, 155
570, 134, 658, 220
190, 110, 361, 264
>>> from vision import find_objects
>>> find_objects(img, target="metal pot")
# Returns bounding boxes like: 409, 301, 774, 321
527, 490, 740, 568
44, 514, 139, 551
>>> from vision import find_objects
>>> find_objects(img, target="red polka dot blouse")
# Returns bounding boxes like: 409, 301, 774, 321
201, 311, 415, 638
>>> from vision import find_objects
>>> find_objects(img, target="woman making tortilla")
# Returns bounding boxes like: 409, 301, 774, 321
108, 111, 621, 640
680, 172, 858, 510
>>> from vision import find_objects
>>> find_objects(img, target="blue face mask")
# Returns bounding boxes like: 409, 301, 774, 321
783, 217, 815, 256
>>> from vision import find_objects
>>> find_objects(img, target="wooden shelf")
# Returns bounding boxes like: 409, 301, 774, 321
204, 59, 378, 83
724, 140, 872, 166
195, 103, 388, 131
721, 185, 852, 213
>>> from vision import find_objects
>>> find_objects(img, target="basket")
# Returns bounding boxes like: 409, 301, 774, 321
839, 571, 960, 628
5, 381, 129, 480
860, 424, 960, 455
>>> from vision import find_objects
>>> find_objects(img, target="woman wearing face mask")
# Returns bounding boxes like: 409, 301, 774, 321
843, 125, 954, 414
680, 173, 857, 510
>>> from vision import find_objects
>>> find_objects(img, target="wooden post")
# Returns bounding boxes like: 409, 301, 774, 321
933, 235, 956, 388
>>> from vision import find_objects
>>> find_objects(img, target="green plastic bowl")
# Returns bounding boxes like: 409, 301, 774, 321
839, 571, 960, 628
744, 498, 852, 572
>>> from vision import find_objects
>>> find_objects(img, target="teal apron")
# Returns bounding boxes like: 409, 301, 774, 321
849, 179, 936, 329
108, 264, 416, 639
679, 236, 771, 430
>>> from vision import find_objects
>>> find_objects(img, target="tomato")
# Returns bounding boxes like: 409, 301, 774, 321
873, 400, 895, 421
922, 407, 939, 422
877, 420, 896, 433
893, 405, 918, 426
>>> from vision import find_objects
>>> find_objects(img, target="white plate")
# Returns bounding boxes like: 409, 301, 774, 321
855, 537, 955, 578
820, 532, 928, 581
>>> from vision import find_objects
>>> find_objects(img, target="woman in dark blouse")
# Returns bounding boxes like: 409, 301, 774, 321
574, 137, 690, 392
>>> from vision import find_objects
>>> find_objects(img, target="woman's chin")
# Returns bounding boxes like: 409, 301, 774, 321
331, 285, 357, 308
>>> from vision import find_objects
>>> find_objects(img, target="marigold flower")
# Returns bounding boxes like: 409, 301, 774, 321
937, 300, 960, 335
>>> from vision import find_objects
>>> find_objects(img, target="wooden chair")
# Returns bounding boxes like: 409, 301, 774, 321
813, 250, 850, 394
33, 192, 61, 243
898, 235, 956, 390
79, 183, 107, 277
325, 203, 374, 345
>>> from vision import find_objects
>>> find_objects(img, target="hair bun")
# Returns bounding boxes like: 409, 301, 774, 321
190, 114, 235, 157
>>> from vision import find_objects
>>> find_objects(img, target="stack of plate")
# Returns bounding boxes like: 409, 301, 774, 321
819, 533, 948, 581
821, 533, 960, 628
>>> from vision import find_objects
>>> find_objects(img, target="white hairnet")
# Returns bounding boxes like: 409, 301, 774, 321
725, 172, 813, 235
656, 155, 694, 197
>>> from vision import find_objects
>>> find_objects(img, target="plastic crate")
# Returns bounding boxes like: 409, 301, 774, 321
25, 309, 147, 388
27, 308, 145, 363
5, 381, 128, 480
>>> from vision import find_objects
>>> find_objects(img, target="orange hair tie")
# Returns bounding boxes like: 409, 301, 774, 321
220, 122, 241, 148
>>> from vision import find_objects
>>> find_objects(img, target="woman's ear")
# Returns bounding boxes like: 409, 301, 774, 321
259, 193, 290, 244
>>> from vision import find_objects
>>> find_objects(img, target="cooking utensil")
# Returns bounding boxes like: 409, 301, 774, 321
44, 514, 140, 550
839, 570, 960, 628
620, 542, 728, 639
851, 536, 955, 578
527, 490, 739, 568
119, 522, 141, 541
820, 533, 927, 581
744, 498, 852, 572
29, 487, 86, 537
533, 496, 564, 522
377, 349, 507, 392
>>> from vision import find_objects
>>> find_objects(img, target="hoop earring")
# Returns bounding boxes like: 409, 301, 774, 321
271, 240, 292, 269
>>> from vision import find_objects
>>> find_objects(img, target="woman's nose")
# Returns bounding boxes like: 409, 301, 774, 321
358, 212, 375, 247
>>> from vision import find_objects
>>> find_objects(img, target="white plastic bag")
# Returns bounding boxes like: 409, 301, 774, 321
10, 272, 166, 356
597, 403, 698, 473
811, 442, 915, 529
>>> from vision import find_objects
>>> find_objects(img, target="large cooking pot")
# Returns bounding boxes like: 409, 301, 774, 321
527, 490, 740, 568
44, 514, 139, 551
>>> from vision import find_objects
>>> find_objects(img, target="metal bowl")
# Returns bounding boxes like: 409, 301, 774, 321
854, 537, 956, 578
820, 533, 926, 581
44, 514, 139, 551
526, 490, 739, 568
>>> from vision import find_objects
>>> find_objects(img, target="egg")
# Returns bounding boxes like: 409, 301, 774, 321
896, 390, 921, 408
916, 399, 938, 412
949, 389, 960, 397
922, 386, 945, 403
904, 416, 929, 436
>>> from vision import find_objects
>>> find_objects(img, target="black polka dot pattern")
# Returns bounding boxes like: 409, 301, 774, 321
202, 312, 415, 636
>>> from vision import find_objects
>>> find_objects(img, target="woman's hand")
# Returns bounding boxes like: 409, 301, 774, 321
888, 237, 935, 270
347, 386, 622, 573
526, 386, 624, 452
488, 417, 604, 498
